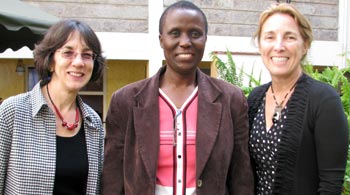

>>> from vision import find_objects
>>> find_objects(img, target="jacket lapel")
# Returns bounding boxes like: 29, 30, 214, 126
133, 69, 162, 181
195, 69, 222, 177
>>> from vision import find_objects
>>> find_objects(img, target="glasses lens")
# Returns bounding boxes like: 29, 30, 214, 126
57, 50, 96, 63
81, 52, 94, 61
61, 51, 75, 59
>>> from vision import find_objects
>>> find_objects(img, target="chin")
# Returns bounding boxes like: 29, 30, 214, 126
270, 70, 289, 78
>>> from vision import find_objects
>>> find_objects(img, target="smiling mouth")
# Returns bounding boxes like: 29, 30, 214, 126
69, 72, 84, 77
271, 57, 288, 63
176, 53, 194, 60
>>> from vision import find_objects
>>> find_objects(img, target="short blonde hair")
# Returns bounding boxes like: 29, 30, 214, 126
253, 3, 313, 59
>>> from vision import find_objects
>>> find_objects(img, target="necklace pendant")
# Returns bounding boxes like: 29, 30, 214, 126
273, 105, 283, 123
61, 121, 77, 130
61, 121, 67, 127
66, 123, 78, 130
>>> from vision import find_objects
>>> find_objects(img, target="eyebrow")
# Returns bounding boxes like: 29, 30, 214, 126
262, 30, 299, 35
61, 45, 92, 51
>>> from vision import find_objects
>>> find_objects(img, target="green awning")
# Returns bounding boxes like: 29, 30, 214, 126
0, 0, 59, 52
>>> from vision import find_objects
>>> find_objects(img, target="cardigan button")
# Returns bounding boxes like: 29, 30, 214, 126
197, 179, 203, 188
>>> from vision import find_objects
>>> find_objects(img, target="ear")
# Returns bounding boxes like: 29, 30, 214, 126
254, 38, 261, 52
159, 34, 164, 49
49, 64, 54, 72
302, 43, 308, 55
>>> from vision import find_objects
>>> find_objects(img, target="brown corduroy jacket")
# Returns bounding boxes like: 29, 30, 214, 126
101, 67, 254, 195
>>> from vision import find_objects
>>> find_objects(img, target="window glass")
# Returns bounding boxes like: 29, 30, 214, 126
28, 67, 39, 91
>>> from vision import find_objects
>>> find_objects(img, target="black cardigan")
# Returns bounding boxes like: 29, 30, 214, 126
248, 73, 349, 195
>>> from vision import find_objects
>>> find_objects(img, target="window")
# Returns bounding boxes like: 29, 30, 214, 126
27, 67, 39, 90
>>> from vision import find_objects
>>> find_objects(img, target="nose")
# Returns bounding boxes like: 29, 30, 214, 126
274, 37, 285, 52
179, 34, 191, 47
72, 53, 85, 66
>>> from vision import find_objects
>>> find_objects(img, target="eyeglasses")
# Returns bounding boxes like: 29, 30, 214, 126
56, 49, 96, 63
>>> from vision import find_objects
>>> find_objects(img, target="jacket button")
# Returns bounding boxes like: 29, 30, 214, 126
197, 179, 203, 187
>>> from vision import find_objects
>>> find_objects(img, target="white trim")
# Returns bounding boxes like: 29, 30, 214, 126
0, 47, 34, 58
338, 0, 349, 68
148, 0, 163, 76
308, 41, 343, 66
97, 32, 150, 60
348, 0, 350, 58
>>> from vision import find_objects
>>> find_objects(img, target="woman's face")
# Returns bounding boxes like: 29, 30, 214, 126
159, 8, 207, 75
259, 13, 306, 79
50, 31, 94, 92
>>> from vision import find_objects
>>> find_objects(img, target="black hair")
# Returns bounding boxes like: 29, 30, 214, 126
159, 1, 208, 35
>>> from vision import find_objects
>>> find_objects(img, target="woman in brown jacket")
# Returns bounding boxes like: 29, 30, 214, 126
102, 1, 254, 194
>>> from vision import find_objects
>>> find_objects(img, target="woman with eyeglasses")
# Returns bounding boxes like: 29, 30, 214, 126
0, 19, 105, 194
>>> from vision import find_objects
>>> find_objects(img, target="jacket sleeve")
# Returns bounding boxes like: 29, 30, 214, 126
228, 90, 255, 195
312, 85, 349, 194
101, 91, 126, 195
0, 101, 12, 194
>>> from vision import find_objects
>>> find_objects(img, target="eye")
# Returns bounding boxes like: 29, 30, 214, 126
169, 30, 180, 37
82, 52, 94, 60
191, 31, 202, 38
62, 50, 75, 58
287, 35, 296, 40
265, 35, 274, 40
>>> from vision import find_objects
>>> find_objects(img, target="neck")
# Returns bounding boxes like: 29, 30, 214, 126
271, 71, 302, 93
160, 69, 197, 89
45, 83, 77, 111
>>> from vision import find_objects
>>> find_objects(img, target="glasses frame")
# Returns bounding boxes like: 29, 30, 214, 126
56, 49, 97, 64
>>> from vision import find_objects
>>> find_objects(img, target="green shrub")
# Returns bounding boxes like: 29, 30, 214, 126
211, 51, 350, 194
210, 50, 261, 96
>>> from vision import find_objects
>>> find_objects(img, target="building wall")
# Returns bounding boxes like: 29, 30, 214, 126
24, 0, 149, 33
26, 0, 339, 41
165, 0, 339, 41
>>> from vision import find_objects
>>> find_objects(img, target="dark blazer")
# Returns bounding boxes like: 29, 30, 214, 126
248, 74, 349, 195
102, 67, 254, 195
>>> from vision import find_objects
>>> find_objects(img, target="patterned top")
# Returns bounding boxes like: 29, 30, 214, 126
0, 82, 104, 195
249, 97, 288, 195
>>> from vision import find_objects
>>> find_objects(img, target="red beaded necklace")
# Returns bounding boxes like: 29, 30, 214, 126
46, 84, 79, 130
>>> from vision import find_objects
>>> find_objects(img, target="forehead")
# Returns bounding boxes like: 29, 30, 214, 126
162, 8, 206, 29
262, 13, 299, 33
62, 31, 89, 49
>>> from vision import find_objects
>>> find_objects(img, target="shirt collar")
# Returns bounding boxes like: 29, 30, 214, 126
31, 82, 48, 118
